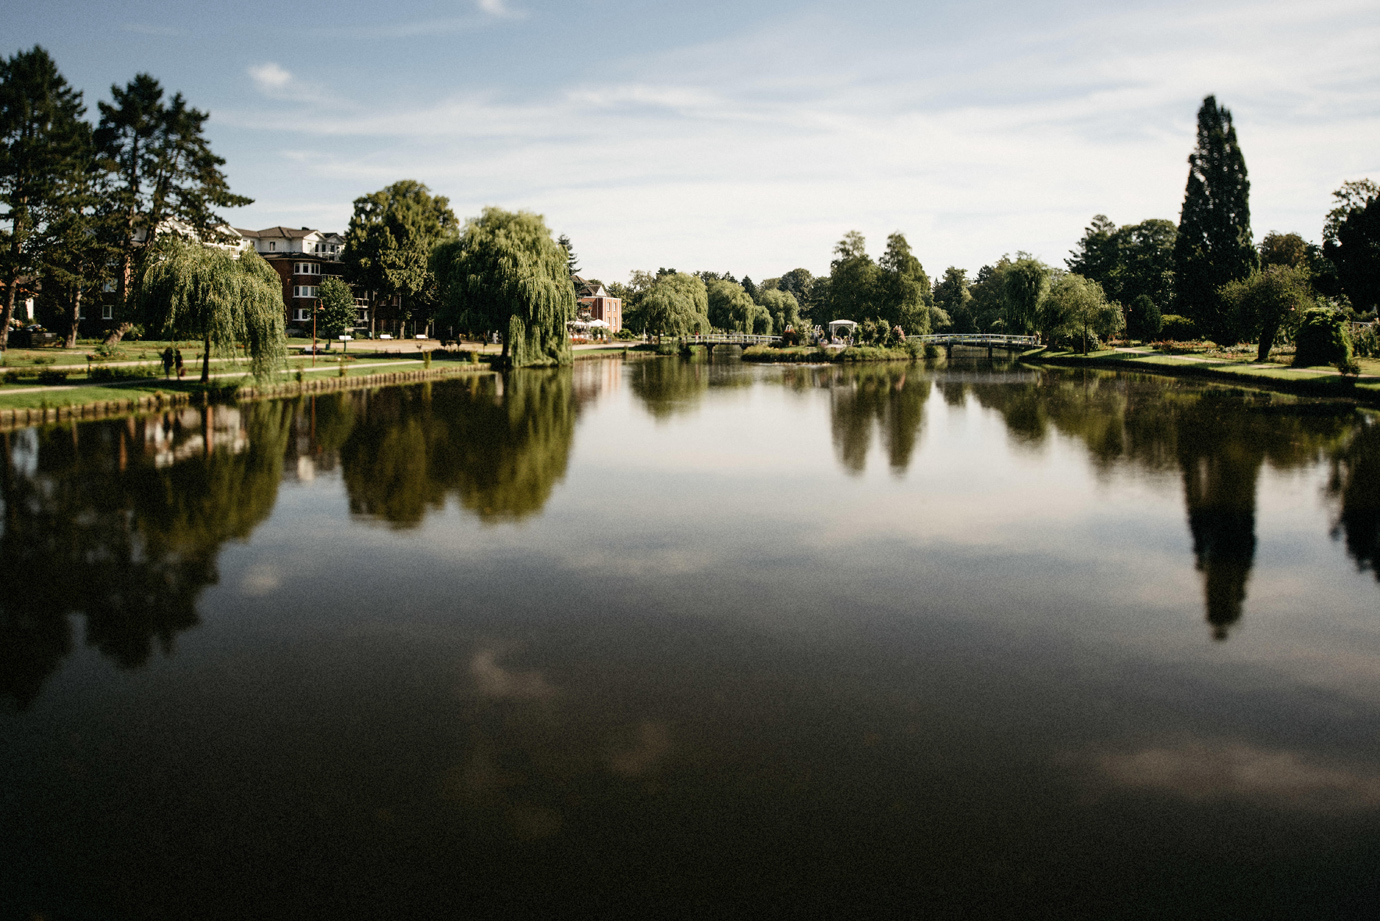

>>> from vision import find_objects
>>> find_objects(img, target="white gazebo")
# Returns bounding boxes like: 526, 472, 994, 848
827, 319, 858, 344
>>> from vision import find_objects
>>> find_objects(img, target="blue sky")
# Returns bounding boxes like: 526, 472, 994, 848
7, 0, 1378, 285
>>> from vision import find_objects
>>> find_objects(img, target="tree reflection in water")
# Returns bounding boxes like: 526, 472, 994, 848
1328, 417, 1380, 581
961, 370, 1360, 639
339, 369, 577, 527
823, 365, 931, 476
0, 403, 291, 709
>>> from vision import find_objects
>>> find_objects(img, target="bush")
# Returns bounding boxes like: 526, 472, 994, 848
923, 341, 942, 360
1159, 315, 1199, 340
36, 369, 69, 385
1352, 323, 1379, 359
614, 328, 637, 340
1294, 308, 1352, 367
88, 365, 157, 382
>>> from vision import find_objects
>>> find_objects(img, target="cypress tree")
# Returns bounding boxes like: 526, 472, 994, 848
1174, 95, 1257, 343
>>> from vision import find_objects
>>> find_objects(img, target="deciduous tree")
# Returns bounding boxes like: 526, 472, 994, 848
638, 271, 709, 337
1218, 265, 1314, 362
1322, 181, 1380, 314
433, 207, 573, 367
136, 237, 285, 382
343, 180, 458, 337
316, 276, 357, 339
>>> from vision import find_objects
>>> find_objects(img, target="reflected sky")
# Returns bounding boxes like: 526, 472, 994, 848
3, 358, 1379, 919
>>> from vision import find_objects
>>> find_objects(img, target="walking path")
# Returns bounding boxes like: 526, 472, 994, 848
1110, 346, 1374, 378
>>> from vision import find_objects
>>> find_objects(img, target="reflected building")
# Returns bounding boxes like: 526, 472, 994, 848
0, 404, 291, 709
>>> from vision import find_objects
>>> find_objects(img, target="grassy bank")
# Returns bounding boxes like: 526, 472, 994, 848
1025, 347, 1380, 404
0, 354, 492, 429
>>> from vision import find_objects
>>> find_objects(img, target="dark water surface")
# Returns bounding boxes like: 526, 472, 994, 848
3, 358, 1379, 919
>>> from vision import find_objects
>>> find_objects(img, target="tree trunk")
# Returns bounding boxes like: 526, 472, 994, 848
66, 287, 82, 348
103, 322, 133, 346
1256, 321, 1279, 363
201, 336, 211, 383
0, 275, 18, 351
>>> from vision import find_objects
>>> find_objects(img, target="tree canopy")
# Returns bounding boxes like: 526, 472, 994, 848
0, 46, 91, 349
1321, 181, 1380, 314
1174, 95, 1257, 342
876, 232, 934, 335
136, 237, 285, 381
96, 73, 251, 340
433, 207, 574, 367
316, 275, 357, 338
638, 271, 710, 337
343, 179, 458, 336
707, 278, 770, 333
1219, 264, 1315, 361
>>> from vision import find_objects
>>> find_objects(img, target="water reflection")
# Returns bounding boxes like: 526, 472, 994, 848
339, 370, 576, 527
0, 404, 290, 709
1329, 418, 1380, 580
626, 356, 753, 421
824, 365, 931, 476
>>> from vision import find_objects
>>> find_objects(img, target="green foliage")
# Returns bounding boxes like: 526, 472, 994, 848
433, 207, 573, 367
1068, 216, 1177, 318
1174, 95, 1258, 342
316, 276, 357, 338
758, 287, 804, 337
1041, 273, 1122, 353
87, 364, 157, 382
96, 73, 252, 335
876, 232, 933, 335
1001, 256, 1050, 335
639, 272, 710, 337
1259, 231, 1311, 269
1322, 184, 1380, 313
1159, 314, 1199, 341
934, 266, 973, 331
1352, 323, 1379, 358
0, 46, 92, 349
1218, 265, 1315, 361
1128, 293, 1162, 340
1293, 308, 1351, 367
343, 180, 458, 333
707, 278, 770, 333
136, 239, 286, 381
825, 230, 880, 325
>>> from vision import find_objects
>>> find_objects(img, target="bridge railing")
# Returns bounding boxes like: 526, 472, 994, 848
915, 334, 1041, 348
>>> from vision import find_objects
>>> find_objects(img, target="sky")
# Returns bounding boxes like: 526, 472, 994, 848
5, 0, 1378, 285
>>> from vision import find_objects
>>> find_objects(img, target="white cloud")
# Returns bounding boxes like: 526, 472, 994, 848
223, 0, 1380, 281
248, 62, 293, 94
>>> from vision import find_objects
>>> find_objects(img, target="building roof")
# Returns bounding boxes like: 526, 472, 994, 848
238, 226, 326, 240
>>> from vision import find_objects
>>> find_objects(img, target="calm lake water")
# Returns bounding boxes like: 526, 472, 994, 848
3, 357, 1379, 919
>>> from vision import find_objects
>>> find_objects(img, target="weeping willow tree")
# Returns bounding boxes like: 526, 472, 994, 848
137, 237, 286, 382
433, 207, 574, 367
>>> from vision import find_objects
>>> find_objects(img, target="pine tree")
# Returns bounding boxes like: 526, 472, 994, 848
96, 74, 253, 343
0, 46, 90, 349
557, 233, 579, 276
1174, 96, 1257, 343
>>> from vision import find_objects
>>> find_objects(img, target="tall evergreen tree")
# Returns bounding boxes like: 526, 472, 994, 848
1174, 95, 1257, 343
557, 233, 579, 276
95, 74, 252, 342
0, 46, 90, 349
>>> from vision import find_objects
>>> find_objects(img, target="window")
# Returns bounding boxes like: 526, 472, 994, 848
102, 304, 113, 320
293, 285, 320, 299
269, 241, 276, 251
293, 307, 312, 322
294, 262, 321, 276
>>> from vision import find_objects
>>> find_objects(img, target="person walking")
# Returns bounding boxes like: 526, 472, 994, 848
161, 347, 174, 379
174, 348, 185, 379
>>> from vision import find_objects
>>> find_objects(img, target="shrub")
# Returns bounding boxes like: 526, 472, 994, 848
1159, 315, 1199, 340
923, 341, 942, 360
1352, 324, 1379, 359
36, 369, 69, 385
88, 365, 157, 382
1294, 308, 1352, 367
